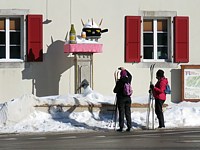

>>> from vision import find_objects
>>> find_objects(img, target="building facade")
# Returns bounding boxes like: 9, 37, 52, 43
0, 0, 198, 103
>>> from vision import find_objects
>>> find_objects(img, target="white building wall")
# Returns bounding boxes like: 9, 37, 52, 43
0, 0, 199, 103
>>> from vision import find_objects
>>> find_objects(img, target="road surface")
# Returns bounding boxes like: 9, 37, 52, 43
0, 128, 200, 149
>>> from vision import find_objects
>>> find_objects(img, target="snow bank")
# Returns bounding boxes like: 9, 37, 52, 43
0, 86, 114, 126
1, 87, 200, 133
38, 86, 114, 106
165, 102, 200, 127
0, 103, 8, 125
0, 94, 39, 125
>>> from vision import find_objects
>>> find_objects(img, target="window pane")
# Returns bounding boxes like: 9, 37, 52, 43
143, 20, 153, 31
10, 18, 20, 30
144, 33, 153, 45
144, 47, 154, 59
10, 32, 20, 44
0, 32, 5, 44
157, 47, 168, 59
157, 33, 167, 45
157, 20, 167, 31
0, 46, 6, 58
10, 46, 20, 59
0, 19, 5, 30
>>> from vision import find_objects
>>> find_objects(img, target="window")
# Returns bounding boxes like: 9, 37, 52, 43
125, 12, 189, 63
0, 9, 43, 63
143, 19, 169, 61
0, 17, 22, 60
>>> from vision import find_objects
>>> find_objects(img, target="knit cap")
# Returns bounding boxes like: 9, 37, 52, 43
120, 70, 127, 78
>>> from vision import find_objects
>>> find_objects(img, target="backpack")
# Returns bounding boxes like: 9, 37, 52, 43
165, 84, 171, 94
123, 83, 133, 96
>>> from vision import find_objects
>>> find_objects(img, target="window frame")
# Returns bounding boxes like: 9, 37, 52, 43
0, 16, 24, 61
142, 17, 172, 62
0, 9, 29, 63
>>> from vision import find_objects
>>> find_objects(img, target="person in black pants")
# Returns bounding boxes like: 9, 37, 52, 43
150, 69, 168, 128
155, 99, 165, 128
113, 67, 132, 132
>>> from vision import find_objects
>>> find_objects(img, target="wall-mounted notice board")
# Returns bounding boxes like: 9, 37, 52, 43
181, 65, 200, 102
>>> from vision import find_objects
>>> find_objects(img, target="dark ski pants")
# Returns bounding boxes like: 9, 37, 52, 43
155, 99, 165, 127
117, 98, 132, 129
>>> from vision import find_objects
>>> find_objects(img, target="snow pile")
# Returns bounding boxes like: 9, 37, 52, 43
0, 103, 8, 125
165, 102, 200, 127
0, 94, 39, 125
0, 86, 113, 127
0, 87, 200, 133
38, 86, 113, 106
65, 36, 98, 44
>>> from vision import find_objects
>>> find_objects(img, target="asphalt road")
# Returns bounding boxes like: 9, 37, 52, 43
0, 128, 200, 150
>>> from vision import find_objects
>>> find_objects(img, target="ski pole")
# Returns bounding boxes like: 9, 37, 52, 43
110, 96, 117, 127
114, 99, 118, 130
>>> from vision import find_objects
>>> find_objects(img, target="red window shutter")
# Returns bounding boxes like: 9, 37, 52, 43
174, 16, 189, 63
27, 15, 43, 62
125, 16, 141, 63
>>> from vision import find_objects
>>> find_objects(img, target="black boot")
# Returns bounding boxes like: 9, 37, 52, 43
116, 128, 123, 132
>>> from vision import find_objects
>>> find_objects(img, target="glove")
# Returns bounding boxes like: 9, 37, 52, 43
150, 84, 154, 90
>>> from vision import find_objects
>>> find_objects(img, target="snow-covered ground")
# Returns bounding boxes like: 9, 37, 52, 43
0, 86, 200, 134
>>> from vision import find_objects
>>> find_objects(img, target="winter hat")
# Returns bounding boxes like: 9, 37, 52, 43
156, 69, 164, 77
120, 70, 127, 78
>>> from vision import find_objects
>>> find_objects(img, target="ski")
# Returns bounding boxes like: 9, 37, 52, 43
114, 70, 120, 82
113, 70, 120, 130
151, 64, 155, 130
146, 64, 155, 130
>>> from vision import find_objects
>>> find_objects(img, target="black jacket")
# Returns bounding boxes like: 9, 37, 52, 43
113, 70, 132, 99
